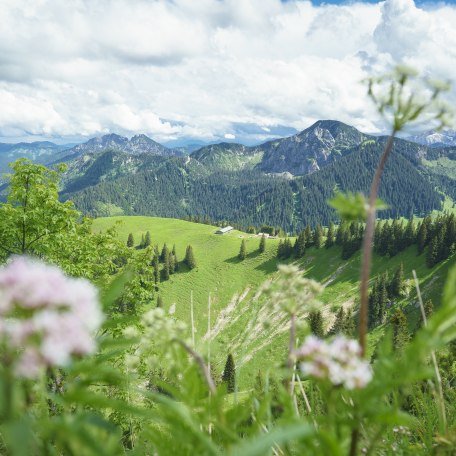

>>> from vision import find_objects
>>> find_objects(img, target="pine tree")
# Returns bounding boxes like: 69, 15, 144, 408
374, 222, 382, 252
127, 233, 134, 248
390, 263, 405, 298
169, 254, 176, 274
162, 250, 170, 280
144, 231, 151, 248
309, 311, 325, 338
277, 239, 284, 259
417, 217, 431, 254
139, 234, 145, 249
304, 225, 313, 247
329, 307, 345, 335
285, 238, 293, 258
153, 255, 160, 285
221, 353, 236, 393
404, 218, 415, 248
423, 299, 433, 321
391, 308, 409, 350
239, 239, 247, 260
368, 279, 380, 329
379, 273, 389, 308
185, 245, 196, 269
336, 221, 347, 246
343, 308, 355, 336
259, 234, 266, 253
313, 224, 324, 249
172, 244, 179, 271
325, 222, 335, 249
426, 237, 438, 268
154, 244, 160, 258
160, 243, 169, 263
156, 295, 163, 308
294, 231, 306, 258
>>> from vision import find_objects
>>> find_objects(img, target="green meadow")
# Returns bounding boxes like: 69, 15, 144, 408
93, 216, 455, 387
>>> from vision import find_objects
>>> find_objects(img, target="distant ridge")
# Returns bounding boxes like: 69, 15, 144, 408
64, 133, 183, 159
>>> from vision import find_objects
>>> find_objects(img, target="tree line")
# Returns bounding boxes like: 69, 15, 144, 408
275, 214, 456, 269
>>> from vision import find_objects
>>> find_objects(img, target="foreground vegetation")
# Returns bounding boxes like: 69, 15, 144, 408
0, 67, 455, 455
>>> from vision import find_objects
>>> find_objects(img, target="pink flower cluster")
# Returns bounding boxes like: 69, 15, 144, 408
296, 335, 372, 390
0, 257, 103, 378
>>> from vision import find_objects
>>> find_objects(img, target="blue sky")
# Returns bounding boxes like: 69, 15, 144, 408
0, 0, 455, 145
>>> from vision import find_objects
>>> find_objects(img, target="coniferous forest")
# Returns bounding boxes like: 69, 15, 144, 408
1, 2, 456, 455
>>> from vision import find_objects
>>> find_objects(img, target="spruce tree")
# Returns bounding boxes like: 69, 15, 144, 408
304, 225, 313, 247
417, 217, 431, 254
153, 255, 160, 284
169, 254, 176, 274
343, 308, 355, 336
313, 224, 324, 249
144, 231, 151, 248
127, 233, 134, 248
139, 234, 145, 249
163, 250, 170, 280
391, 308, 409, 350
424, 299, 434, 320
156, 295, 163, 308
404, 218, 415, 248
221, 353, 236, 393
368, 279, 380, 328
239, 239, 247, 260
426, 237, 438, 268
160, 243, 169, 263
329, 307, 345, 335
185, 245, 196, 269
336, 221, 347, 246
259, 234, 266, 253
170, 244, 179, 271
277, 239, 284, 259
294, 231, 306, 258
325, 222, 335, 249
309, 311, 325, 338
390, 263, 405, 298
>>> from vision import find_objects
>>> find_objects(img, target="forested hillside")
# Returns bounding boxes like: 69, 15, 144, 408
66, 136, 452, 230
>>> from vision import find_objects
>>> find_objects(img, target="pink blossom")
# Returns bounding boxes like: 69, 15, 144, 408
0, 256, 103, 378
296, 335, 372, 390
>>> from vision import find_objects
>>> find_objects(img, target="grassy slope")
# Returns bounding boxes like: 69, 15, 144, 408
93, 216, 455, 388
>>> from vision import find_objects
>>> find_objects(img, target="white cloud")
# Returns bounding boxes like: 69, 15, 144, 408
0, 0, 455, 143
224, 133, 236, 140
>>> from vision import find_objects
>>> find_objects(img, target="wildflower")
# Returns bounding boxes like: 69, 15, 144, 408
0, 256, 103, 378
296, 335, 372, 390
259, 264, 323, 315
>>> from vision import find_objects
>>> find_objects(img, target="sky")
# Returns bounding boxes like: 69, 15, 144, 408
1, 0, 455, 145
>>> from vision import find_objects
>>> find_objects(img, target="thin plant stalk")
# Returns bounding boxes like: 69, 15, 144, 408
174, 339, 216, 395
412, 270, 447, 433
358, 131, 397, 357
351, 131, 396, 456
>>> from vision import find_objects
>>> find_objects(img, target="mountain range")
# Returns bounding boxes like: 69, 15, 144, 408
407, 129, 456, 148
1, 120, 455, 231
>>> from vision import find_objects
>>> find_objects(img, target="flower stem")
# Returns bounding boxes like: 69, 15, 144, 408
352, 130, 397, 456
174, 339, 216, 395
358, 131, 396, 357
